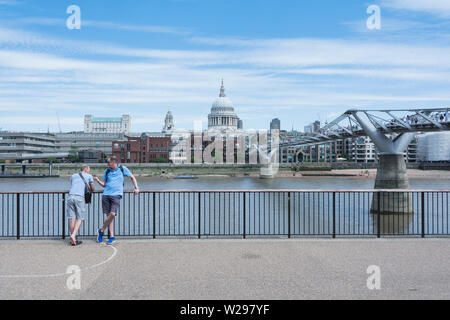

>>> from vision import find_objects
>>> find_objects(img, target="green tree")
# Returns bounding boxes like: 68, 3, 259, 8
153, 157, 168, 163
45, 157, 59, 163
68, 146, 80, 163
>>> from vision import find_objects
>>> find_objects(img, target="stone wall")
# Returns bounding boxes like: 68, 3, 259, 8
2, 163, 294, 177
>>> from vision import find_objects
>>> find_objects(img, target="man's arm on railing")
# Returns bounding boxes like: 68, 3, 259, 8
130, 175, 139, 194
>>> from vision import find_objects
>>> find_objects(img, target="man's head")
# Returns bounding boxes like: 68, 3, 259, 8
107, 156, 119, 170
81, 164, 90, 173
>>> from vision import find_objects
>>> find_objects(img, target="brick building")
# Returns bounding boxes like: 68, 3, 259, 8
112, 134, 171, 163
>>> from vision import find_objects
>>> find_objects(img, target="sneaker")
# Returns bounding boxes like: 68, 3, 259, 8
97, 229, 104, 243
106, 237, 116, 245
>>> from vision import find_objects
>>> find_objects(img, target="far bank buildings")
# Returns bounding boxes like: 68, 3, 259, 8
1, 81, 448, 164
0, 81, 245, 164
111, 80, 246, 165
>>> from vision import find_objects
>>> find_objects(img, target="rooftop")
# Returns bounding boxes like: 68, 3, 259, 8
91, 117, 123, 123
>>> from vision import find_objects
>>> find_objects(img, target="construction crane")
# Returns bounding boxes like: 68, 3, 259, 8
56, 112, 62, 133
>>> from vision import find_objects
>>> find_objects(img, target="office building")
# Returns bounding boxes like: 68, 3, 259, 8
84, 115, 131, 134
270, 118, 281, 131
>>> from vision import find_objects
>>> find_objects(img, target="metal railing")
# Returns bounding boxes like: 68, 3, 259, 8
0, 190, 449, 239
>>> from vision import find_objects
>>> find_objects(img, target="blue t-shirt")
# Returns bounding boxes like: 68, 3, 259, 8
103, 165, 132, 197
69, 172, 94, 197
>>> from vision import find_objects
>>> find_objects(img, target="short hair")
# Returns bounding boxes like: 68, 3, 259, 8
81, 164, 90, 171
108, 156, 119, 163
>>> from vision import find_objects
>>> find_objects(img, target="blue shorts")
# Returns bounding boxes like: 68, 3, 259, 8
102, 195, 122, 215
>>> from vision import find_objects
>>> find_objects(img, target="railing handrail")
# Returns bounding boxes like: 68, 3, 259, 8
0, 189, 449, 194
2, 189, 449, 239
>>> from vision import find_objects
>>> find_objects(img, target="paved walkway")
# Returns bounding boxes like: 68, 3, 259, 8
0, 238, 449, 299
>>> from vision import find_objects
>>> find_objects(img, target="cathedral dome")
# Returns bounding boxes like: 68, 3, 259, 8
211, 97, 235, 114
208, 80, 241, 130
210, 80, 236, 115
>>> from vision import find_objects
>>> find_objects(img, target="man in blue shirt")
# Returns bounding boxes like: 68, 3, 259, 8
94, 156, 139, 245
67, 164, 95, 246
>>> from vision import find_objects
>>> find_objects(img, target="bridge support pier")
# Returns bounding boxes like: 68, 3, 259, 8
370, 154, 413, 214
375, 154, 409, 189
260, 163, 275, 179
351, 112, 415, 215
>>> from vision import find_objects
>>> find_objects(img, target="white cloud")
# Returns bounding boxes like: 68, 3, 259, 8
1, 26, 450, 131
14, 17, 191, 35
384, 0, 450, 17
0, 0, 20, 5
83, 20, 191, 35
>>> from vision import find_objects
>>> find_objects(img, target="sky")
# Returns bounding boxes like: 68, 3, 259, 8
0, 0, 450, 133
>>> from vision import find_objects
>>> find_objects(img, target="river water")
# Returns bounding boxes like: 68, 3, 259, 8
1, 177, 449, 238
1, 176, 449, 192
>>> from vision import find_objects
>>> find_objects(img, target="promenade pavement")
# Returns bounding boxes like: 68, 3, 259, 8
0, 238, 449, 300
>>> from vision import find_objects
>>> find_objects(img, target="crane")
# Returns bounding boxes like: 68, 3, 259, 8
56, 112, 62, 133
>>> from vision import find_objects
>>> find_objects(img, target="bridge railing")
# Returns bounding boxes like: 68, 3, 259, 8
0, 190, 449, 239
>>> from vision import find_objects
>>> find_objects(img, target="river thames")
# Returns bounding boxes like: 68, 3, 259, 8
1, 176, 450, 192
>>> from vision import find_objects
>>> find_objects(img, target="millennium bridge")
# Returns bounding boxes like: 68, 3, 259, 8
280, 108, 450, 214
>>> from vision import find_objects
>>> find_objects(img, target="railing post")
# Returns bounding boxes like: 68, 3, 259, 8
198, 192, 201, 239
332, 192, 336, 239
421, 192, 425, 238
288, 192, 291, 239
153, 192, 156, 239
16, 193, 20, 240
62, 193, 66, 240
377, 191, 381, 239
243, 192, 246, 239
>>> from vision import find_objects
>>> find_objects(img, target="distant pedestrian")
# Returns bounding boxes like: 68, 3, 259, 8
67, 164, 94, 246
94, 156, 139, 245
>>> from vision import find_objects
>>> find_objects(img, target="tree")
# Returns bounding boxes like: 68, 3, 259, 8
68, 146, 80, 163
153, 157, 168, 163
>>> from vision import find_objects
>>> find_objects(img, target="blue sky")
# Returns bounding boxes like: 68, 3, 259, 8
1, 0, 450, 132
